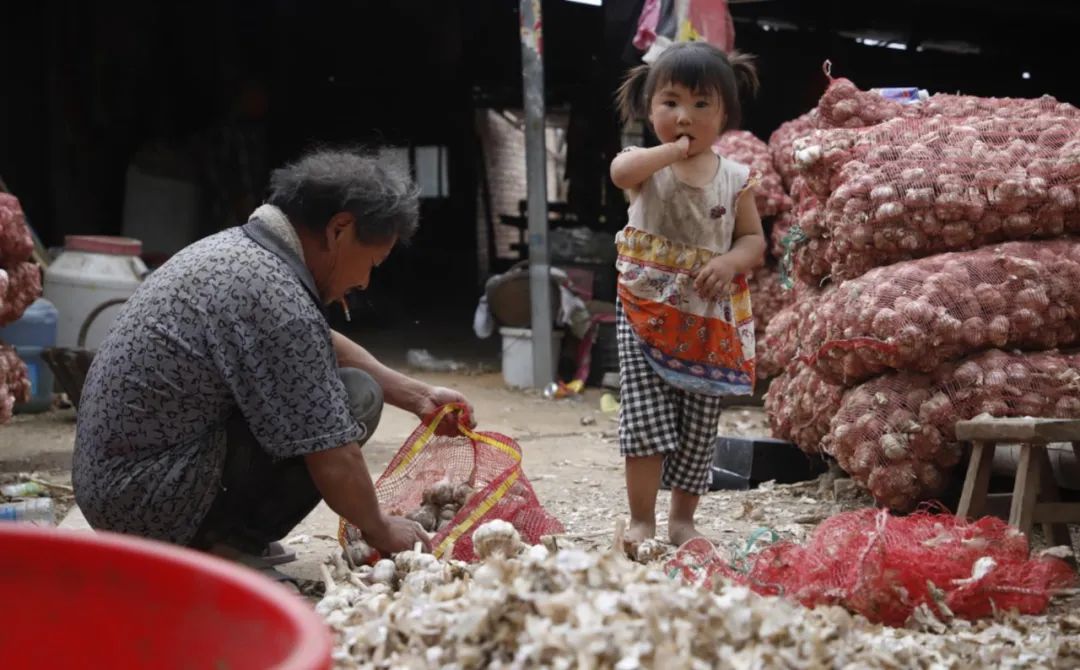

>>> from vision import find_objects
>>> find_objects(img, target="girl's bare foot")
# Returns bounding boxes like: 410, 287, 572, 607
626, 518, 656, 544
668, 520, 704, 546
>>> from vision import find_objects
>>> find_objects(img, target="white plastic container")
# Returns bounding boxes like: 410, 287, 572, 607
43, 236, 147, 350
499, 327, 562, 389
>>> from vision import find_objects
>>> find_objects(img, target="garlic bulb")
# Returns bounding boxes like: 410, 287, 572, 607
471, 520, 523, 559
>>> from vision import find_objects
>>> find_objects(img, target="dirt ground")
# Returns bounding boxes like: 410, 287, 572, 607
3, 356, 1078, 662
0, 362, 852, 583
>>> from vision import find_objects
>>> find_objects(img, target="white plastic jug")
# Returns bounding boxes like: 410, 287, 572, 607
43, 236, 147, 350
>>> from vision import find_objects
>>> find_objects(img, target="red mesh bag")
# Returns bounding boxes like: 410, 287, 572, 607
666, 507, 1076, 626
713, 131, 792, 217
0, 261, 41, 327
0, 194, 35, 265
338, 404, 563, 562
768, 109, 820, 190
764, 361, 842, 455
792, 115, 1080, 279
757, 284, 823, 378
800, 240, 1080, 385
0, 344, 29, 424
747, 265, 797, 379
822, 349, 1080, 511
817, 76, 1080, 131
769, 211, 794, 262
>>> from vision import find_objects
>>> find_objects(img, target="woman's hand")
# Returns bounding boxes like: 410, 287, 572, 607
694, 256, 736, 300
364, 514, 432, 555
414, 385, 476, 435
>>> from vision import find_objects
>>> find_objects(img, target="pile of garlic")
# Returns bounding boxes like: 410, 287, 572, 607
318, 521, 1080, 669
406, 478, 474, 533
341, 478, 474, 566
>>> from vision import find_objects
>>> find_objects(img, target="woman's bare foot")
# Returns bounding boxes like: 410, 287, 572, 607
668, 520, 704, 546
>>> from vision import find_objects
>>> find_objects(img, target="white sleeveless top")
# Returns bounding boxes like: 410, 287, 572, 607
626, 154, 753, 254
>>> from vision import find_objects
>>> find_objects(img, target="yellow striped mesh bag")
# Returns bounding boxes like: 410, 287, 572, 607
338, 403, 564, 561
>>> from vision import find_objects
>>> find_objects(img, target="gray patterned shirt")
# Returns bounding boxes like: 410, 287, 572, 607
73, 224, 362, 544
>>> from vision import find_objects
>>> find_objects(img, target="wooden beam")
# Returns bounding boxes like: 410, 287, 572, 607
957, 441, 995, 519
1033, 503, 1080, 525
1010, 444, 1041, 535
955, 418, 1080, 443
1037, 451, 1075, 549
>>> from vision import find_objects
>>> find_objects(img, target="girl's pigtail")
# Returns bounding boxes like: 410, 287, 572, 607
615, 64, 651, 126
728, 51, 761, 99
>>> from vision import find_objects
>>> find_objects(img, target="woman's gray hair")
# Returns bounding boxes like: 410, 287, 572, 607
267, 148, 420, 243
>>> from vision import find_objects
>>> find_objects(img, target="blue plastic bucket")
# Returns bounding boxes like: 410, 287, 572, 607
0, 298, 58, 413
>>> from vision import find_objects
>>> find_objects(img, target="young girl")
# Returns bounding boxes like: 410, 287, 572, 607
610, 42, 765, 547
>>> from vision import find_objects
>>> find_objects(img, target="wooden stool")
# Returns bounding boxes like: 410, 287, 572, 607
955, 417, 1080, 556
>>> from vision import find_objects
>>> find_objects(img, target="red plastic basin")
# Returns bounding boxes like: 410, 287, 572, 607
0, 524, 332, 669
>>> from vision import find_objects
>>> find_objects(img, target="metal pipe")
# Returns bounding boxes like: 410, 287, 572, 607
520, 0, 554, 388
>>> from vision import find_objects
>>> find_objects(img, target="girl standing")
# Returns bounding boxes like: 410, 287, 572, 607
610, 42, 765, 547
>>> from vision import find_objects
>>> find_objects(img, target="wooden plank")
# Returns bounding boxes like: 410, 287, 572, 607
957, 441, 996, 519
1010, 444, 1042, 535
1033, 503, 1080, 524
1037, 451, 1075, 549
955, 418, 1080, 443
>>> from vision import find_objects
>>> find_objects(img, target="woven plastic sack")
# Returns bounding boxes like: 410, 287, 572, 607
666, 507, 1076, 626
822, 348, 1080, 511
713, 131, 791, 218
799, 240, 1080, 386
764, 360, 841, 455
792, 115, 1080, 279
338, 404, 563, 562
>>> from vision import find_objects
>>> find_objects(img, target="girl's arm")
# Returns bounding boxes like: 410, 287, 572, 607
723, 189, 767, 274
610, 137, 689, 192
694, 191, 766, 298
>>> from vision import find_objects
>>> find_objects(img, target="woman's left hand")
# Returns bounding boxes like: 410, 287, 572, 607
415, 386, 477, 434
694, 256, 736, 300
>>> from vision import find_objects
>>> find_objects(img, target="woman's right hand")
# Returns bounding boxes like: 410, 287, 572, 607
364, 513, 432, 555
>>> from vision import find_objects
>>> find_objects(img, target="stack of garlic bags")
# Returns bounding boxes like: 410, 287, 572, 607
0, 194, 40, 422
763, 77, 1080, 509
711, 131, 798, 380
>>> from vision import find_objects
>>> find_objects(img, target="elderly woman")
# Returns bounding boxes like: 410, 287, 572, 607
73, 149, 471, 579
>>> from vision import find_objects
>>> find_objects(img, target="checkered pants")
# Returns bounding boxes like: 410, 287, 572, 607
617, 300, 723, 495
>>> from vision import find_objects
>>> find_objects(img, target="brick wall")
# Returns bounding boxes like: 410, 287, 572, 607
475, 109, 566, 276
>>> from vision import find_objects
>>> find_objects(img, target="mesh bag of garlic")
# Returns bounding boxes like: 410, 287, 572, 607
796, 240, 1080, 386
818, 348, 1080, 511
0, 194, 36, 268
768, 109, 820, 190
0, 344, 31, 424
339, 404, 563, 562
791, 115, 1080, 280
746, 265, 798, 380
816, 76, 1080, 131
712, 130, 792, 217
667, 507, 1076, 627
757, 283, 821, 379
764, 360, 842, 457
